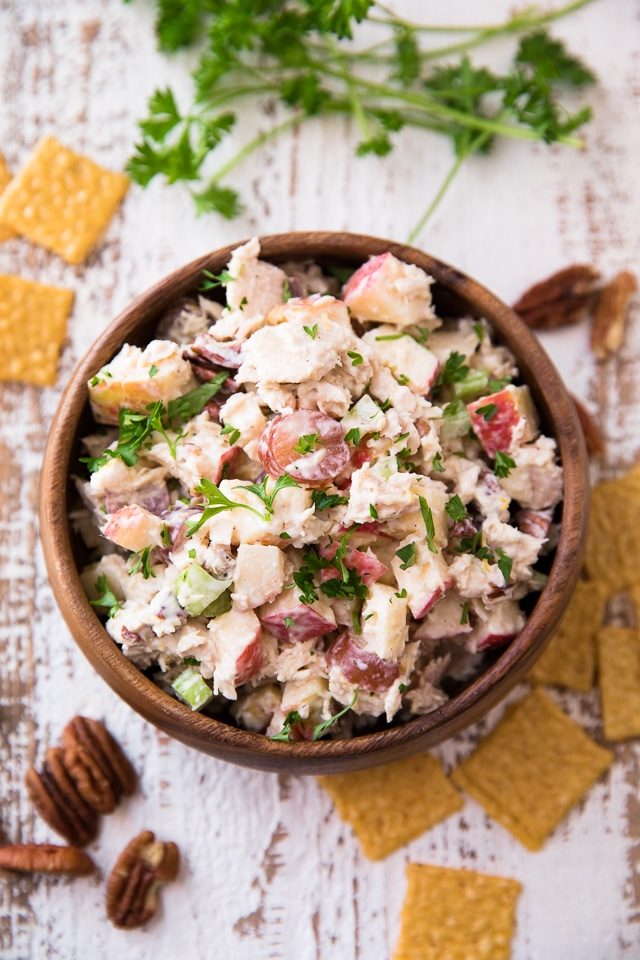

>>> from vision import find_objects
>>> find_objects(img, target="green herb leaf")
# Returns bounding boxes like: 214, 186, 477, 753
445, 494, 469, 523
311, 490, 349, 511
347, 351, 364, 366
460, 600, 470, 625
418, 496, 437, 554
496, 547, 513, 584
431, 452, 444, 472
89, 575, 121, 618
475, 403, 497, 421
395, 541, 417, 570
312, 690, 359, 740
437, 351, 469, 386
167, 373, 228, 422
139, 87, 181, 141
294, 433, 320, 455
303, 324, 318, 339
344, 427, 360, 445
369, 503, 378, 519
269, 709, 305, 742
200, 269, 235, 291
148, 364, 159, 378
129, 546, 155, 580
473, 321, 485, 342
221, 423, 241, 445
494, 450, 517, 478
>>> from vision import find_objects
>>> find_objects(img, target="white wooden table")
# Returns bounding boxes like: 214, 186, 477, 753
1, 1, 639, 957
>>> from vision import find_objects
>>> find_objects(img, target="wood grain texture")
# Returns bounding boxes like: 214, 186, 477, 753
1, 0, 639, 957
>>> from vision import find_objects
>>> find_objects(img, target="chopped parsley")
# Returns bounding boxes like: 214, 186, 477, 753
395, 588, 408, 599
241, 474, 300, 517
187, 477, 267, 536
129, 545, 155, 580
473, 321, 485, 342
375, 332, 407, 341
89, 575, 121, 618
395, 541, 417, 570
418, 496, 437, 554
496, 548, 513, 584
437, 351, 469, 387
279, 531, 292, 539
294, 433, 320, 455
311, 490, 349, 511
460, 601, 470, 625
293, 535, 366, 607
160, 524, 172, 547
431, 452, 444, 472
398, 682, 408, 693
282, 278, 293, 302
445, 494, 469, 522
396, 373, 410, 385
311, 691, 358, 741
200, 268, 235, 291
148, 364, 159, 378
347, 351, 364, 366
344, 427, 360, 445
283, 617, 294, 629
475, 403, 497, 421
269, 709, 304, 742
188, 548, 196, 558
494, 450, 517, 478
221, 423, 241, 445
303, 323, 318, 339
369, 503, 379, 520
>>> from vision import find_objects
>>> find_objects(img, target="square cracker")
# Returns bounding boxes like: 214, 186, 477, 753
393, 863, 521, 960
585, 465, 640, 590
0, 136, 129, 264
0, 153, 15, 241
528, 580, 609, 691
598, 627, 640, 741
452, 689, 612, 851
318, 754, 462, 860
0, 274, 74, 386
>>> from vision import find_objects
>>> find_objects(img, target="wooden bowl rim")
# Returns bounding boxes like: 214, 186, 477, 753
40, 231, 588, 773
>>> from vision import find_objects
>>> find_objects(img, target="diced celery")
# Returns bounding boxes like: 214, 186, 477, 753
371, 455, 398, 479
440, 400, 471, 441
175, 564, 231, 617
201, 589, 232, 619
453, 368, 490, 402
172, 666, 213, 711
341, 394, 385, 435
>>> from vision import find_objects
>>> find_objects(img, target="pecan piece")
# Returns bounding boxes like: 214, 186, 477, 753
26, 747, 98, 847
513, 264, 600, 329
106, 831, 180, 929
61, 716, 137, 806
590, 269, 638, 359
0, 843, 95, 876
63, 745, 118, 814
572, 394, 604, 457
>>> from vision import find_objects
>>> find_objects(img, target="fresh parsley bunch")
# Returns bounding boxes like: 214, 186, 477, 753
124, 0, 597, 237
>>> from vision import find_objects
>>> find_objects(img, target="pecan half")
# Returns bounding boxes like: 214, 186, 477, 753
0, 843, 95, 876
26, 747, 98, 847
572, 394, 604, 457
61, 716, 137, 806
106, 831, 180, 929
590, 269, 638, 359
63, 745, 117, 814
513, 264, 601, 329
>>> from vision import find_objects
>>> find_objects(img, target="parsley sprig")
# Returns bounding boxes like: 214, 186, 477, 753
187, 474, 300, 536
124, 1, 597, 235
270, 690, 359, 742
82, 373, 228, 473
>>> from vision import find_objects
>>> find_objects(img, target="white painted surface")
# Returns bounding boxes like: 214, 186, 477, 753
0, 1, 639, 957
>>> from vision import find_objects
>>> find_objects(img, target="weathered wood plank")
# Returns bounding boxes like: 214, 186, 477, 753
1, 1, 639, 957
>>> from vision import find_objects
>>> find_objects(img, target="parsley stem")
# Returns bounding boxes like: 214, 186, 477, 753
206, 115, 301, 184
407, 129, 492, 243
370, 0, 596, 40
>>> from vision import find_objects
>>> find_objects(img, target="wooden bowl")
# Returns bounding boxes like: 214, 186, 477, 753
40, 232, 588, 774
